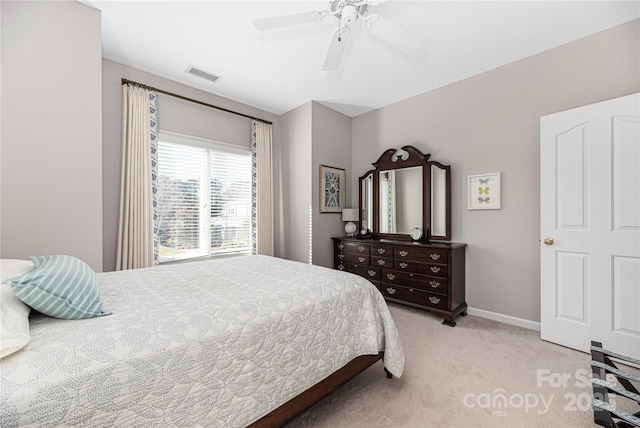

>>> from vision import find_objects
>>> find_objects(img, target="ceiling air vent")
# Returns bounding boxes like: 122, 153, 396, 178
185, 65, 221, 83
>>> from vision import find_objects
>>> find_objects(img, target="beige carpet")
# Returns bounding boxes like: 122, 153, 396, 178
287, 303, 639, 428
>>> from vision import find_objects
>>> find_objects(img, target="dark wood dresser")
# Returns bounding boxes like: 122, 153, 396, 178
332, 237, 467, 326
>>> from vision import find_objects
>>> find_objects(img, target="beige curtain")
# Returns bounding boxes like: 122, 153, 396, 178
115, 85, 157, 270
253, 121, 274, 256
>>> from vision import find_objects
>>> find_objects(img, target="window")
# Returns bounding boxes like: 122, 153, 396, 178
156, 131, 252, 262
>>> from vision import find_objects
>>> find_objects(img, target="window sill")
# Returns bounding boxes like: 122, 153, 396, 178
159, 250, 252, 266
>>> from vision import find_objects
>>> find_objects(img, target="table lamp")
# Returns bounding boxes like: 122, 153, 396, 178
342, 208, 359, 237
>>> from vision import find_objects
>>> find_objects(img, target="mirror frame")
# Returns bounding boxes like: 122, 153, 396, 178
367, 145, 451, 242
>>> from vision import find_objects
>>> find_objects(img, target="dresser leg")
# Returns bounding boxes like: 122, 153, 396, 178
441, 315, 457, 327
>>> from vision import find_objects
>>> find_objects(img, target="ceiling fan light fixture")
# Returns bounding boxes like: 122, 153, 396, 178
341, 5, 358, 24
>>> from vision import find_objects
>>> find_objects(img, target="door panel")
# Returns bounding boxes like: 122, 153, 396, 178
613, 116, 640, 230
556, 124, 588, 228
612, 256, 640, 337
541, 93, 639, 357
556, 252, 589, 323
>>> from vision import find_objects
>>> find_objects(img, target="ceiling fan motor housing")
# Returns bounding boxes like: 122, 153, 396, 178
330, 0, 369, 25
341, 5, 358, 24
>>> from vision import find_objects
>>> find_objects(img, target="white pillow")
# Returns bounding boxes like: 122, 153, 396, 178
1, 259, 34, 358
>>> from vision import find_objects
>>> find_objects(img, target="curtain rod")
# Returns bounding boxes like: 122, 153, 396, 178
121, 78, 273, 125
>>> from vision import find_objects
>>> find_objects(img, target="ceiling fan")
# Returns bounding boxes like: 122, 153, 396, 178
253, 0, 423, 71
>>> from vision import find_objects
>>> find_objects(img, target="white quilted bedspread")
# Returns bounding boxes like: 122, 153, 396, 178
1, 255, 404, 427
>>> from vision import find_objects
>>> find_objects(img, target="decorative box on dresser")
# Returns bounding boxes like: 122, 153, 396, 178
333, 237, 467, 327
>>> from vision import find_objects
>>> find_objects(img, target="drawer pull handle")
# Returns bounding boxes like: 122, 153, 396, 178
386, 273, 396, 280
338, 243, 344, 250
399, 250, 408, 257
377, 248, 386, 254
430, 253, 441, 260
429, 280, 440, 288
399, 262, 408, 269
338, 254, 344, 260
387, 287, 396, 295
359, 257, 365, 262
429, 296, 440, 304
377, 259, 386, 266
338, 264, 344, 271
430, 266, 441, 273
368, 270, 376, 277
358, 246, 366, 252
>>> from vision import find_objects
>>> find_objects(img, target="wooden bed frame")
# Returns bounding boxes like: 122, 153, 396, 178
249, 352, 385, 427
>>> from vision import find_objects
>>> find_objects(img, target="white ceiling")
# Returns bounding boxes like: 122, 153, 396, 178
86, 1, 639, 117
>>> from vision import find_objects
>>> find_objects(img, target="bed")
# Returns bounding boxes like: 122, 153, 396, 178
0, 255, 404, 427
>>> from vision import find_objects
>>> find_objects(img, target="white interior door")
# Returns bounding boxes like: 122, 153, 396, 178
540, 93, 640, 357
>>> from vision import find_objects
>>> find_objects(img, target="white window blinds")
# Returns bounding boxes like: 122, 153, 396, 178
156, 132, 252, 262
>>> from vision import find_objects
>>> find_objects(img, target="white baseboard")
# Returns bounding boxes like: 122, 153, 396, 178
467, 307, 541, 331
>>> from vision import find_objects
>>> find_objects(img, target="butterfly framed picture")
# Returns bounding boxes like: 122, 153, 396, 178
468, 172, 501, 210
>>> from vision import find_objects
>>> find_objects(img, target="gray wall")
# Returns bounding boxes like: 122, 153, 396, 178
278, 101, 351, 267
1, 1, 103, 271
351, 19, 640, 323
279, 102, 312, 263
311, 102, 352, 268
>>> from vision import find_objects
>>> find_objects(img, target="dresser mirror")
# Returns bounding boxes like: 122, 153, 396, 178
359, 171, 374, 232
430, 162, 451, 239
363, 145, 451, 241
379, 166, 423, 234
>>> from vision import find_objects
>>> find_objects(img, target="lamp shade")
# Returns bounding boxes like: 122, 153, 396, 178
342, 208, 359, 222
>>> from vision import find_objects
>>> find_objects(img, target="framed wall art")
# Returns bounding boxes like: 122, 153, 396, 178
319, 165, 345, 213
468, 172, 501, 210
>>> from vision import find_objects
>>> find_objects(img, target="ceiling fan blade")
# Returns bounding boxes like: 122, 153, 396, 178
366, 14, 422, 55
322, 30, 350, 71
253, 10, 321, 31
359, 0, 386, 6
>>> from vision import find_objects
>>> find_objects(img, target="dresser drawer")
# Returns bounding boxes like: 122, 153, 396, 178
371, 256, 393, 268
394, 260, 448, 278
342, 253, 370, 264
371, 244, 393, 257
343, 241, 371, 255
394, 247, 448, 264
339, 263, 381, 281
422, 276, 448, 293
382, 269, 449, 294
380, 284, 448, 311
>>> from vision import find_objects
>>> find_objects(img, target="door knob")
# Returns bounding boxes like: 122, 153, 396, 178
543, 237, 554, 245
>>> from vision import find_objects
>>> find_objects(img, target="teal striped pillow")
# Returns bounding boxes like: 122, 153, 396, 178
2, 255, 111, 319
